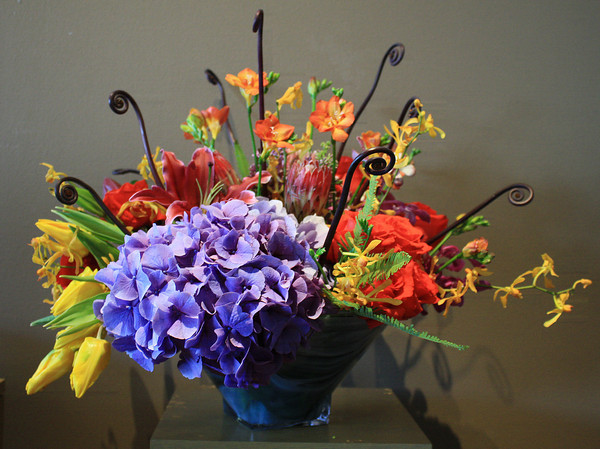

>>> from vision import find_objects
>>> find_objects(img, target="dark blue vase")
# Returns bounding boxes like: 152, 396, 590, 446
208, 311, 384, 429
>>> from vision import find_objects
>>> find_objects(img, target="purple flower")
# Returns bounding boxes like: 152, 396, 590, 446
94, 199, 327, 387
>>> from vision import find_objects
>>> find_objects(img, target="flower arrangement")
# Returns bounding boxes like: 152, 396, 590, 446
26, 10, 591, 398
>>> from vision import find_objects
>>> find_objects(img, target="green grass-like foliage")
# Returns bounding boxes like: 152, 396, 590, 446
355, 306, 469, 351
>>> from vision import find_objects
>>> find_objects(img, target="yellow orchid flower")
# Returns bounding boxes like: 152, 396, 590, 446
51, 266, 105, 316
26, 347, 75, 395
493, 281, 524, 308
422, 114, 445, 139
543, 292, 573, 328
41, 163, 67, 184
70, 337, 111, 398
137, 147, 164, 185
277, 81, 303, 109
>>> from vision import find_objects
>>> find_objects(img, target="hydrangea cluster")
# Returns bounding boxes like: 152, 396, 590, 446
93, 199, 328, 387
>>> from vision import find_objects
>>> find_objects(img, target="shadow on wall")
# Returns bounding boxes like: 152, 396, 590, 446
344, 327, 513, 449
101, 363, 176, 449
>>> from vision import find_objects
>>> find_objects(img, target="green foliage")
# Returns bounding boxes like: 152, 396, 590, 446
53, 208, 125, 244
358, 251, 411, 285
453, 215, 490, 235
355, 306, 469, 350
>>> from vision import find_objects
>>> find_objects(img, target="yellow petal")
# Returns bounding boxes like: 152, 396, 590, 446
51, 267, 104, 316
26, 347, 75, 395
70, 337, 111, 398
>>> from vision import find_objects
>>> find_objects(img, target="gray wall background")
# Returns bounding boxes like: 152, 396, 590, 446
1, 1, 599, 448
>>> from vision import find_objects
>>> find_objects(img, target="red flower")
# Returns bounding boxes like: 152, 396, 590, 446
56, 254, 98, 289
130, 147, 270, 222
254, 114, 295, 149
410, 201, 448, 242
103, 179, 166, 229
329, 211, 439, 323
309, 96, 355, 142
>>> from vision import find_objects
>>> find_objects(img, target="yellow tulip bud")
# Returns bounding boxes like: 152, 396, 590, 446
26, 347, 75, 395
51, 267, 103, 316
70, 337, 111, 398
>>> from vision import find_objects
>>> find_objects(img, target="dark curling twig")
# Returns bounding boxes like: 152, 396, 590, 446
252, 9, 265, 191
205, 69, 238, 148
425, 183, 535, 245
108, 90, 165, 190
320, 147, 396, 264
112, 168, 140, 176
337, 43, 405, 161
55, 177, 130, 235
253, 9, 265, 121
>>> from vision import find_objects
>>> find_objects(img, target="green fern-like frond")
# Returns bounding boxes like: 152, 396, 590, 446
358, 251, 411, 285
355, 306, 469, 351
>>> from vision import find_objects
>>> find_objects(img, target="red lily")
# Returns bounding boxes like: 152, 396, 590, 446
130, 147, 271, 222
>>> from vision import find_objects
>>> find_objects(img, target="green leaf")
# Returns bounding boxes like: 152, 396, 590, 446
73, 227, 120, 268
75, 188, 107, 217
55, 320, 101, 339
30, 315, 55, 327
358, 251, 411, 285
355, 306, 469, 351
53, 208, 125, 244
58, 274, 99, 283
44, 294, 106, 329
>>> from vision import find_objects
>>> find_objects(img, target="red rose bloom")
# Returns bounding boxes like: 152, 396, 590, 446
329, 211, 440, 324
103, 179, 166, 229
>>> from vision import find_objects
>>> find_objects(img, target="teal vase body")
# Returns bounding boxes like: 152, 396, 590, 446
208, 312, 384, 429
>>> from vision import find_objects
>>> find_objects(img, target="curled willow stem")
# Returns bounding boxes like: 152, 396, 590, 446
337, 43, 405, 161
108, 90, 165, 190
321, 147, 396, 263
253, 9, 265, 122
425, 183, 534, 245
112, 168, 140, 176
54, 177, 130, 235
205, 69, 238, 148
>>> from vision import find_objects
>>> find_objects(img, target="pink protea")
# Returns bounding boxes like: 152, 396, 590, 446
285, 154, 332, 220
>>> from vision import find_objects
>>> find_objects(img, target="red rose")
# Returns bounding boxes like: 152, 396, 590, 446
103, 179, 166, 229
329, 211, 440, 324
328, 211, 431, 261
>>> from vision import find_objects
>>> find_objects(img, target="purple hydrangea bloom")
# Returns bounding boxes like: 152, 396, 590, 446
94, 199, 327, 387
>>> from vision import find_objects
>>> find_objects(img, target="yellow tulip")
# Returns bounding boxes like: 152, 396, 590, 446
50, 266, 104, 316
70, 337, 111, 398
35, 219, 89, 256
25, 347, 75, 395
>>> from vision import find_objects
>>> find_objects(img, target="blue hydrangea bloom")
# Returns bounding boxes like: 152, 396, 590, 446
94, 199, 328, 387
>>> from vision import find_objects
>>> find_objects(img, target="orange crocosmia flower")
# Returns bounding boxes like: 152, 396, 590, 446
254, 114, 295, 149
358, 131, 381, 150
309, 96, 355, 142
225, 69, 269, 103
202, 106, 229, 140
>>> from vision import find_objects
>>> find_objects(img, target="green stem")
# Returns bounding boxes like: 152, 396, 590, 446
436, 252, 463, 273
247, 105, 258, 171
429, 232, 453, 256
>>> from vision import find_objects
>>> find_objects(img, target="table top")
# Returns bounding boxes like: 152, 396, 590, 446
151, 385, 432, 449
